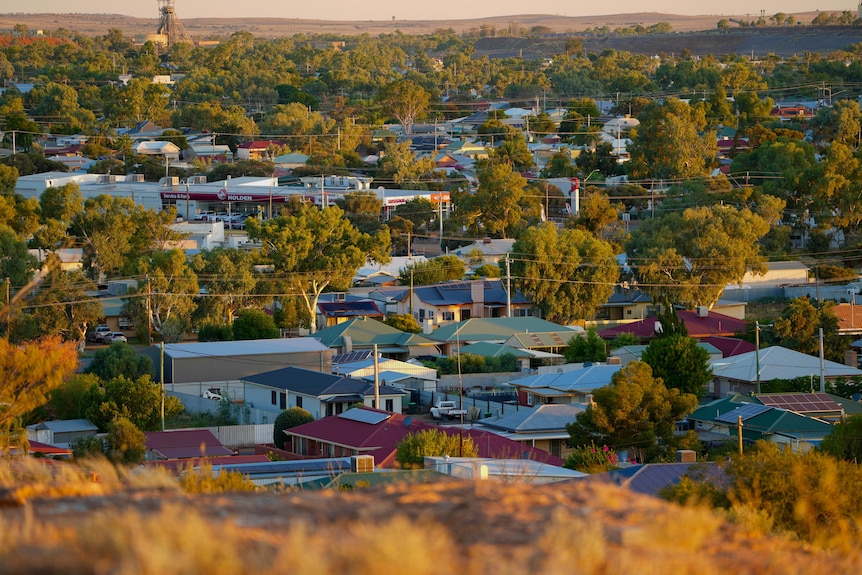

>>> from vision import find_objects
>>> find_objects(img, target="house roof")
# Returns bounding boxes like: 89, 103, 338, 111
428, 317, 574, 343
133, 140, 180, 154
688, 395, 835, 440
709, 346, 862, 383
452, 239, 515, 257
144, 429, 234, 459
478, 404, 583, 433
148, 338, 329, 359
317, 301, 384, 319
313, 317, 438, 349
512, 364, 622, 393
142, 454, 270, 474
458, 342, 533, 358
700, 336, 756, 358
300, 469, 447, 489
412, 280, 530, 308
242, 366, 406, 397
332, 358, 437, 380
505, 331, 585, 350
598, 310, 746, 339
28, 419, 98, 433
581, 462, 717, 497
285, 407, 563, 467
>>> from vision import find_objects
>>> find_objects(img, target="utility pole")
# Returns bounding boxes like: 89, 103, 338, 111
505, 255, 512, 318
146, 274, 152, 346
160, 341, 165, 431
373, 343, 380, 410
737, 415, 743, 455
819, 327, 826, 393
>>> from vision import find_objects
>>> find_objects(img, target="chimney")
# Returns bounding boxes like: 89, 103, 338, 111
342, 334, 353, 354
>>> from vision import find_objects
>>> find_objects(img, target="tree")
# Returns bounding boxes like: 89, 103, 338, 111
395, 428, 478, 468
488, 136, 534, 172
819, 414, 862, 463
190, 248, 258, 327
626, 205, 769, 308
641, 334, 711, 399
627, 98, 716, 180
384, 313, 422, 334
334, 190, 384, 235
105, 416, 146, 464
567, 190, 623, 243
773, 297, 842, 360
48, 374, 101, 421
130, 249, 199, 342
246, 203, 390, 334
377, 79, 431, 135
398, 255, 466, 286
508, 223, 619, 324
72, 195, 139, 280
377, 140, 436, 188
89, 375, 183, 432
85, 343, 154, 382
563, 328, 607, 363
273, 407, 314, 449
26, 269, 103, 347
455, 163, 527, 239
0, 336, 78, 455
232, 308, 279, 340
567, 361, 698, 463
0, 224, 38, 286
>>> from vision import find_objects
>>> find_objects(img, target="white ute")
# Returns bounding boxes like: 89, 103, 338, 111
429, 400, 468, 420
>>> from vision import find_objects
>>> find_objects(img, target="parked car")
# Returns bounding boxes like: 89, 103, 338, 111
201, 388, 224, 401
105, 332, 127, 343
193, 211, 218, 222
87, 325, 111, 343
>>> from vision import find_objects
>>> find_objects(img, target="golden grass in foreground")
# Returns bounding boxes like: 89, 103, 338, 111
1, 459, 860, 575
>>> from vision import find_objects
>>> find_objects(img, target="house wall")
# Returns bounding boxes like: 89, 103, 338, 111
149, 349, 332, 384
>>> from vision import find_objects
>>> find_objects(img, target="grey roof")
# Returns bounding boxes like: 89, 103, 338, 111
413, 280, 529, 307
479, 404, 583, 433
582, 462, 718, 497
29, 419, 98, 433
709, 345, 862, 382
511, 364, 622, 392
243, 366, 405, 397
152, 338, 329, 359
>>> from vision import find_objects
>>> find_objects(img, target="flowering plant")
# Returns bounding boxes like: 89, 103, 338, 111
564, 441, 621, 474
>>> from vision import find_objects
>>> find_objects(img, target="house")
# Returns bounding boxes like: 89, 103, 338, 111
503, 330, 586, 355
317, 300, 384, 328
372, 280, 535, 328
133, 140, 180, 162
427, 317, 581, 356
235, 140, 284, 161
241, 366, 407, 418
580, 461, 717, 497
832, 303, 862, 336
610, 342, 723, 365
708, 346, 862, 398
687, 395, 834, 452
311, 317, 440, 360
598, 309, 746, 341
590, 286, 654, 327
452, 238, 515, 266
699, 336, 756, 358
476, 403, 584, 459
26, 419, 98, 446
282, 406, 564, 467
142, 338, 332, 385
332, 357, 438, 393
509, 363, 623, 407
722, 260, 809, 301
457, 342, 543, 372
143, 429, 234, 461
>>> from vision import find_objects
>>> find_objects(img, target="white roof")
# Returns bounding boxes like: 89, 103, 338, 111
710, 345, 862, 382
512, 364, 622, 392
156, 338, 329, 359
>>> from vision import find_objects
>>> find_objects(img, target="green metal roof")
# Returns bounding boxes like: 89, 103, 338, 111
313, 317, 438, 349
458, 342, 532, 358
428, 317, 574, 343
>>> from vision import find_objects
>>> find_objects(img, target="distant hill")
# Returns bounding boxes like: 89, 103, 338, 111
0, 11, 838, 39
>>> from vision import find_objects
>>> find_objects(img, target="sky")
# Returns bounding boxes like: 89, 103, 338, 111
8, 1, 857, 21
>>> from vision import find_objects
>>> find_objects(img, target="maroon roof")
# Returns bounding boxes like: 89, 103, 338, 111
598, 310, 746, 340
701, 336, 755, 358
285, 408, 563, 467
144, 429, 234, 459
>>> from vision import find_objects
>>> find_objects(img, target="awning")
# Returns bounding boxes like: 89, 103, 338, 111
321, 395, 363, 404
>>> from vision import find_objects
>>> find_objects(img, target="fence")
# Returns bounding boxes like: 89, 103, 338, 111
169, 391, 277, 425
416, 389, 523, 420
165, 424, 275, 448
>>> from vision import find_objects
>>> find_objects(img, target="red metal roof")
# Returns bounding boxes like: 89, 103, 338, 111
144, 429, 234, 459
700, 336, 756, 358
285, 408, 563, 467
599, 310, 746, 339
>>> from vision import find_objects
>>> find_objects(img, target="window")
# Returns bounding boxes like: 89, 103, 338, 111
296, 396, 303, 408
418, 309, 426, 320
512, 308, 531, 317
271, 390, 277, 405
461, 309, 471, 320
279, 392, 286, 410
442, 311, 455, 321
335, 403, 344, 415
385, 399, 394, 412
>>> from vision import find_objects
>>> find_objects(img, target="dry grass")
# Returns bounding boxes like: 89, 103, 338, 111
0, 458, 860, 574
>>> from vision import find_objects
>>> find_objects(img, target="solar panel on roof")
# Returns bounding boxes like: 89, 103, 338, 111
759, 393, 841, 413
716, 403, 772, 424
332, 350, 374, 364
338, 409, 391, 425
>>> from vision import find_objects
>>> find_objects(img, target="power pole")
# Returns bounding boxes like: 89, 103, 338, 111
505, 255, 512, 318
737, 415, 744, 455
146, 274, 152, 346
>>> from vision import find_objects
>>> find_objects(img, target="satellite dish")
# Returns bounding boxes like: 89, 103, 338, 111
403, 416, 413, 427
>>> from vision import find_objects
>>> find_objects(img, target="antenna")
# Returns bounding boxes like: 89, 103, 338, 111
156, 0, 191, 47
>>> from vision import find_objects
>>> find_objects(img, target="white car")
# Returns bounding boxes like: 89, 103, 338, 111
88, 325, 111, 342
105, 332, 127, 343
201, 388, 224, 401
193, 211, 218, 222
